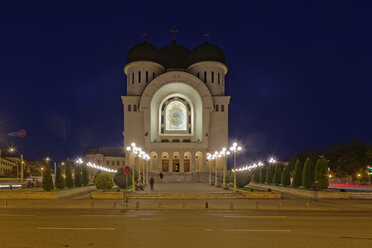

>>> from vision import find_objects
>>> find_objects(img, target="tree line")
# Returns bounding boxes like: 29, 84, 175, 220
42, 158, 90, 191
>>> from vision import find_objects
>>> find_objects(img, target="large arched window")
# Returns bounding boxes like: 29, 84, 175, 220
160, 96, 192, 135
166, 101, 187, 130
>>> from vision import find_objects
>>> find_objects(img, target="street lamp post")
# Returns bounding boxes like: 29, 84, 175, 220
230, 143, 242, 192
215, 152, 218, 186
126, 143, 138, 192
9, 148, 24, 185
126, 143, 149, 192
207, 153, 212, 185
220, 148, 230, 187
145, 154, 150, 186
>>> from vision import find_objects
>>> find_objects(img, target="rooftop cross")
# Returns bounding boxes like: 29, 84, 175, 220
203, 32, 210, 41
170, 25, 178, 41
142, 32, 148, 41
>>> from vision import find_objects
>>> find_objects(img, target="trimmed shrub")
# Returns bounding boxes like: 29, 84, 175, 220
302, 158, 314, 188
65, 158, 74, 188
42, 162, 54, 191
281, 166, 291, 186
94, 173, 114, 190
259, 167, 267, 184
272, 165, 282, 185
114, 167, 132, 189
55, 164, 65, 189
225, 171, 234, 183
292, 159, 302, 187
236, 172, 251, 187
253, 169, 260, 183
82, 166, 89, 186
74, 165, 82, 187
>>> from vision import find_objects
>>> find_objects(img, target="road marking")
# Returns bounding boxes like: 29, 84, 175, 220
221, 229, 291, 232
0, 214, 35, 217
223, 216, 287, 219
80, 215, 137, 217
37, 227, 115, 230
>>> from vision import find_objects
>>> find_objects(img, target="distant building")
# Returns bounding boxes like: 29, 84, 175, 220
84, 147, 125, 179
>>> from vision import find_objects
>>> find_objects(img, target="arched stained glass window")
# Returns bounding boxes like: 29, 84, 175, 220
165, 101, 187, 130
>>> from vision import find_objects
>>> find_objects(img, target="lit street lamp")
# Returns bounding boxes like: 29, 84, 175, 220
126, 143, 149, 192
230, 142, 242, 192
220, 148, 230, 187
207, 153, 212, 185
8, 147, 24, 185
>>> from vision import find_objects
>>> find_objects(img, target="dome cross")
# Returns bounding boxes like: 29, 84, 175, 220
170, 25, 178, 41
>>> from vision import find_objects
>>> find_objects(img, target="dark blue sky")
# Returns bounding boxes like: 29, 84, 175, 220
1, 0, 371, 164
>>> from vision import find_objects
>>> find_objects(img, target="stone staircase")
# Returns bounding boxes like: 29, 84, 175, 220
127, 192, 245, 199
147, 172, 211, 183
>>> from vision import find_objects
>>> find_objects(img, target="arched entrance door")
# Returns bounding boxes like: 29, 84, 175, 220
172, 152, 180, 172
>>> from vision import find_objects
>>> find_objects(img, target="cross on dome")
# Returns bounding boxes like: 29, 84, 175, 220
170, 25, 178, 40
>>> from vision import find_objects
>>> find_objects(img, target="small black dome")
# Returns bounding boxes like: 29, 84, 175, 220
190, 41, 226, 65
126, 41, 162, 65
160, 40, 191, 69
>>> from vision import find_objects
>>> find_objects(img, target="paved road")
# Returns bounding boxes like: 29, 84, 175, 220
1, 208, 372, 248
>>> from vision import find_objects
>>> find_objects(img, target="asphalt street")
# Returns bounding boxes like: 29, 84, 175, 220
1, 208, 372, 248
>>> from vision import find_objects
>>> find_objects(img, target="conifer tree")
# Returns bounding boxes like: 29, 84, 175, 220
253, 169, 260, 183
82, 166, 89, 186
259, 167, 267, 184
302, 158, 314, 188
65, 158, 74, 188
55, 164, 65, 189
319, 156, 329, 189
281, 165, 291, 186
74, 165, 82, 187
42, 161, 54, 191
314, 158, 321, 182
273, 165, 282, 185
266, 165, 274, 184
292, 159, 302, 187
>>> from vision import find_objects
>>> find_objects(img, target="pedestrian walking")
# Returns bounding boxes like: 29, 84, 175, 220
150, 177, 155, 191
159, 172, 163, 180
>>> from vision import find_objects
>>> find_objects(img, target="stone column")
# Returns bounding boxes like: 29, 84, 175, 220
169, 157, 173, 172
180, 153, 184, 172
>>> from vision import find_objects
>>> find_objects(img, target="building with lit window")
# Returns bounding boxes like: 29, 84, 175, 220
122, 36, 230, 175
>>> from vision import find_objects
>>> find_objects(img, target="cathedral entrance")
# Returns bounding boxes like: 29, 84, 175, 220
184, 159, 190, 172
173, 159, 180, 172
162, 160, 169, 172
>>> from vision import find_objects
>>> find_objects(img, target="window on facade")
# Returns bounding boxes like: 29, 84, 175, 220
211, 71, 214, 83
132, 72, 134, 84
106, 161, 109, 165
112, 161, 115, 165
122, 161, 125, 165
146, 71, 149, 83
117, 161, 119, 165
197, 72, 200, 78
138, 71, 141, 83
218, 73, 220, 84
133, 105, 137, 112
221, 105, 225, 112
215, 105, 219, 112
128, 105, 131, 112
166, 101, 187, 130
204, 71, 207, 83
153, 72, 155, 80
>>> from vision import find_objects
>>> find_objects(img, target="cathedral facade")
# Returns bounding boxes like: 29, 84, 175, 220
122, 37, 230, 175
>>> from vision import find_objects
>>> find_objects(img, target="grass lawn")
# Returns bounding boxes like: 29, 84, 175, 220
49, 184, 94, 192
226, 183, 264, 192
103, 185, 132, 192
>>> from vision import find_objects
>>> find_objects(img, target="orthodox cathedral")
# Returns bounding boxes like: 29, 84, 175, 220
122, 33, 230, 176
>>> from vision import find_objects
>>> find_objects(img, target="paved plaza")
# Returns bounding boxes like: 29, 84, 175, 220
139, 183, 233, 193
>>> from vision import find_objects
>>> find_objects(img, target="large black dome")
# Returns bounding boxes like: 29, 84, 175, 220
126, 41, 162, 65
190, 41, 226, 65
160, 40, 191, 69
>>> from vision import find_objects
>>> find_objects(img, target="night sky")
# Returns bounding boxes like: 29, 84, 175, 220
1, 1, 371, 164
